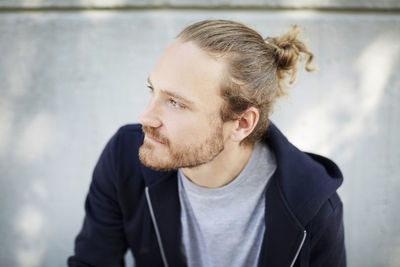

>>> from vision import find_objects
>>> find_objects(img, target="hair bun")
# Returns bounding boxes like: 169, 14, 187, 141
265, 25, 315, 86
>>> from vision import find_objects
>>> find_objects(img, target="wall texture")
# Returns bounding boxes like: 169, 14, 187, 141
0, 1, 399, 267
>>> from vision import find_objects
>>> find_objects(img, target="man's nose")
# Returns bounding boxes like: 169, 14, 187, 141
138, 98, 162, 128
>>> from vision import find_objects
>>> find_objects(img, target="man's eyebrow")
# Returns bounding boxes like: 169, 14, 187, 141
147, 77, 195, 106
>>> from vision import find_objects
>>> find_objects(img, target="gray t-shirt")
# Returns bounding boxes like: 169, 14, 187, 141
178, 142, 277, 267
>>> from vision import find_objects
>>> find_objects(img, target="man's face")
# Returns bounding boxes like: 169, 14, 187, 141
138, 39, 230, 171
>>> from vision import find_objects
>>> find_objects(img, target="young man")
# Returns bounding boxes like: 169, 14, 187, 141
68, 20, 346, 267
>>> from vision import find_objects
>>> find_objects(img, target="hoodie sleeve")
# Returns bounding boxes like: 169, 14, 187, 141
67, 130, 128, 267
308, 193, 346, 267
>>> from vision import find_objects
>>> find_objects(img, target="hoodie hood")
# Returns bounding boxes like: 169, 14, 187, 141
264, 122, 343, 226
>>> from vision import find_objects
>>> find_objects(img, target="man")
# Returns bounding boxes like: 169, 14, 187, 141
68, 20, 346, 267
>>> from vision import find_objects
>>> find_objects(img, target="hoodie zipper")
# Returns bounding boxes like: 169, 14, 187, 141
289, 230, 307, 267
145, 187, 169, 267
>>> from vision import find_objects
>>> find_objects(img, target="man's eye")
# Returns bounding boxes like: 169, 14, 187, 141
168, 98, 185, 109
147, 85, 153, 93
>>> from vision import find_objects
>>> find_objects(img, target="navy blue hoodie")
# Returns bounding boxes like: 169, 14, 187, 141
68, 122, 346, 267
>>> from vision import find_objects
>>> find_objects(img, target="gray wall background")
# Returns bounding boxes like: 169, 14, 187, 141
0, 1, 399, 267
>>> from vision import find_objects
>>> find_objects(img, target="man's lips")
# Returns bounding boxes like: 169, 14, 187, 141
145, 134, 166, 145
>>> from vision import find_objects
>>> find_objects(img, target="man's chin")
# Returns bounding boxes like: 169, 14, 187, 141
138, 145, 176, 171
140, 158, 178, 172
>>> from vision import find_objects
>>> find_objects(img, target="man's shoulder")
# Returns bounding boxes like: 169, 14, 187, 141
115, 123, 144, 137
110, 123, 144, 151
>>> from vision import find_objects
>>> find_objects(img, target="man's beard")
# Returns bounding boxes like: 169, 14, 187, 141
138, 121, 225, 171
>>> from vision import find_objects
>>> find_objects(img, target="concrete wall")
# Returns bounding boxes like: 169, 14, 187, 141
0, 1, 399, 267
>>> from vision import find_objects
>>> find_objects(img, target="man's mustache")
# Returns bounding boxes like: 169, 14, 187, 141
142, 126, 169, 145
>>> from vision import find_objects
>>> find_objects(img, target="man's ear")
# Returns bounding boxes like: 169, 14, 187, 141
230, 107, 259, 143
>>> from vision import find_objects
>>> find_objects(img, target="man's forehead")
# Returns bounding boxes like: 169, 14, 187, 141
149, 39, 226, 108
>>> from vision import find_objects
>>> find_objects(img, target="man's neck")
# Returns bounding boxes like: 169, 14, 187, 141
181, 142, 254, 188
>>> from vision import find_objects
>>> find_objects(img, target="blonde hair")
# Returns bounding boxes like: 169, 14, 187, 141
177, 20, 315, 145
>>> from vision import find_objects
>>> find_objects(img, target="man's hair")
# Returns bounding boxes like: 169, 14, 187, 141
177, 19, 314, 145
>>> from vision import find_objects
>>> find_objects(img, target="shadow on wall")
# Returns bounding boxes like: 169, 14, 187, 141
0, 10, 128, 267
287, 30, 400, 160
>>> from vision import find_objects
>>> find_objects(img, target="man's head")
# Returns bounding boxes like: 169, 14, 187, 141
139, 20, 314, 171
177, 20, 315, 144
